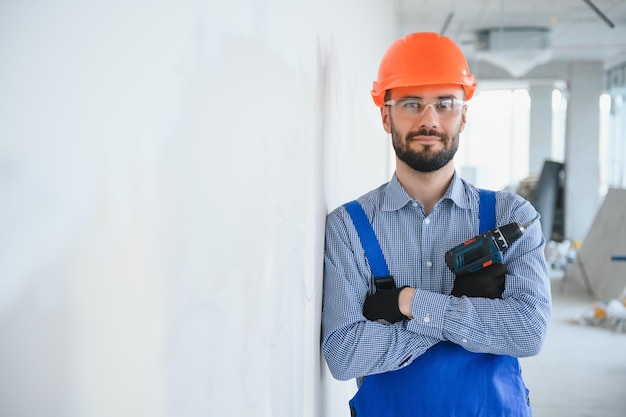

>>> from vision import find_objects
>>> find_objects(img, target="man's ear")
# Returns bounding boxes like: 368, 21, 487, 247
381, 106, 392, 134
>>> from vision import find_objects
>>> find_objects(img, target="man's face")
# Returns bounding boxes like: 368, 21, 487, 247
382, 85, 467, 173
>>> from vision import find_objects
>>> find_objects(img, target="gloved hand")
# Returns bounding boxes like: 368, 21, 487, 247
451, 263, 506, 299
363, 286, 408, 324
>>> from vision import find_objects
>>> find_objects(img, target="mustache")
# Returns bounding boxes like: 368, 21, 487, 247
407, 129, 447, 141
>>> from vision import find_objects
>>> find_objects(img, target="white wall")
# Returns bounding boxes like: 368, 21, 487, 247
0, 1, 395, 416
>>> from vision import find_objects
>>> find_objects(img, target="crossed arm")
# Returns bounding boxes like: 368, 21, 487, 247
321, 209, 552, 381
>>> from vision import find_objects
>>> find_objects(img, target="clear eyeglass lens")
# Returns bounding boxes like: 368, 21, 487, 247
386, 98, 464, 117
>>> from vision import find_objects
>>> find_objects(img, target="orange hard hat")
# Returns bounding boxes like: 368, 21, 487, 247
371, 32, 477, 106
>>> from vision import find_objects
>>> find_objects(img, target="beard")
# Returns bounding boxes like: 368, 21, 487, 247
391, 119, 460, 173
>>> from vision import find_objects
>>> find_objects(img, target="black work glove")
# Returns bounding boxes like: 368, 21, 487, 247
451, 263, 506, 299
363, 286, 408, 324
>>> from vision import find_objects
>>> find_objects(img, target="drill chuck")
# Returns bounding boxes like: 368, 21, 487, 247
490, 222, 525, 251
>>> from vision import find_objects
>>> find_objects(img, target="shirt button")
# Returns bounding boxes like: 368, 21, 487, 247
423, 316, 431, 323
426, 261, 433, 267
462, 338, 468, 344
412, 202, 418, 207
424, 218, 430, 224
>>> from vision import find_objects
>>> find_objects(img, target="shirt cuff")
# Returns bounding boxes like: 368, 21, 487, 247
405, 289, 450, 339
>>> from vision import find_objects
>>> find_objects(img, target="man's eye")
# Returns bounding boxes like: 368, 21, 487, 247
400, 100, 421, 109
437, 99, 453, 110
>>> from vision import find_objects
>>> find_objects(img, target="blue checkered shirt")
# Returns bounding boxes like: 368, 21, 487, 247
322, 173, 552, 381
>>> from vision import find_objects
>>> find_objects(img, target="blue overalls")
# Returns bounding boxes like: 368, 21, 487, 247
343, 190, 532, 417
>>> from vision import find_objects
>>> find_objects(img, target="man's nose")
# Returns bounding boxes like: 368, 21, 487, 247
418, 104, 440, 128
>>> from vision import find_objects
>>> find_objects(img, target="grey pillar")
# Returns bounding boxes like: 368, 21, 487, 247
564, 62, 604, 241
529, 85, 554, 176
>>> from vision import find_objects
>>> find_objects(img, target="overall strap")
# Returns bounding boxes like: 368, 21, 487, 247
479, 189, 496, 233
343, 201, 392, 289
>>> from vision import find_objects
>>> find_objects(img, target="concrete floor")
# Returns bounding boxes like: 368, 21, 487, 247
520, 272, 626, 417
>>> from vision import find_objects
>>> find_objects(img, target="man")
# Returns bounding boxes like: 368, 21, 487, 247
321, 32, 552, 417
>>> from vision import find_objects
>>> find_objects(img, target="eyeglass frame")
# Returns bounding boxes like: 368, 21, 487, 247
384, 97, 466, 118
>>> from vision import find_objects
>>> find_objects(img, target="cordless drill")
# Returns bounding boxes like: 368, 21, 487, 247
445, 221, 533, 275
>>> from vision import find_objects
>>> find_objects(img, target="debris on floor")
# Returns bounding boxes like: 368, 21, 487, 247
570, 297, 626, 333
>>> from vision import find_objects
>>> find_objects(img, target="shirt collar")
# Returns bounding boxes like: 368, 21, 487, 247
381, 171, 474, 212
